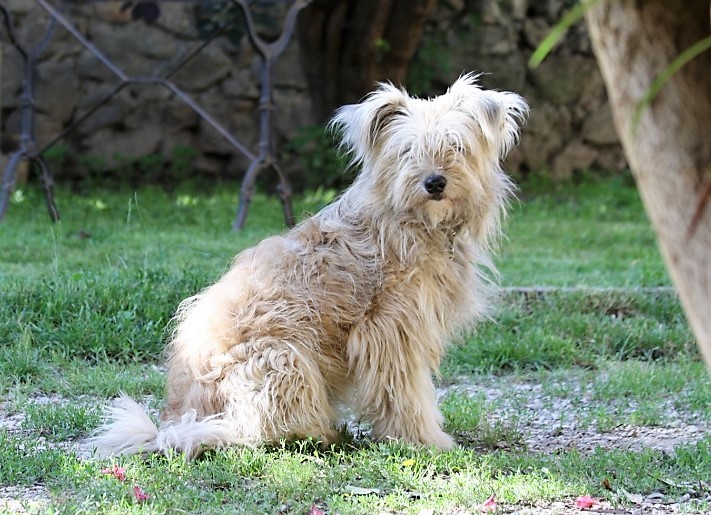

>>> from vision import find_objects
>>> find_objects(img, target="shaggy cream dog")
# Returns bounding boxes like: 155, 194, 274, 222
91, 74, 528, 458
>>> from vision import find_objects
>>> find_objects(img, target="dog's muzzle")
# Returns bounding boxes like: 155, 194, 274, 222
424, 174, 447, 199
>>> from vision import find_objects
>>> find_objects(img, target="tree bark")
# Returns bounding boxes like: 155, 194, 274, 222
297, 0, 436, 121
585, 1, 711, 365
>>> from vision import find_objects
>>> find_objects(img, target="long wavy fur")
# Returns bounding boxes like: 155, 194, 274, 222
90, 73, 528, 458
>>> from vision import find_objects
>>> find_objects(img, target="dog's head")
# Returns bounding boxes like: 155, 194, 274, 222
331, 73, 528, 246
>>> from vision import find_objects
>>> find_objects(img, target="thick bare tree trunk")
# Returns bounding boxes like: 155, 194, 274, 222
297, 0, 436, 120
585, 1, 711, 365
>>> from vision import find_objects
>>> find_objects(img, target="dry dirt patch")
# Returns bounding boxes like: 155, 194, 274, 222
440, 377, 708, 455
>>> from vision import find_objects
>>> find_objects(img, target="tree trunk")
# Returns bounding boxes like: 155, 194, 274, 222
297, 0, 436, 121
585, 1, 711, 365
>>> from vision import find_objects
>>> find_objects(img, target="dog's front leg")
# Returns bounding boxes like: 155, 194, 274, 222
347, 322, 454, 450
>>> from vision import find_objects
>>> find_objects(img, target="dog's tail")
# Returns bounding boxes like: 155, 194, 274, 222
88, 395, 232, 460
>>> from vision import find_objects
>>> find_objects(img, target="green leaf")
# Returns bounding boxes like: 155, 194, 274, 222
529, 0, 601, 69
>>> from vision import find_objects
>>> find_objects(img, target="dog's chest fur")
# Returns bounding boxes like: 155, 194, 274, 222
293, 215, 479, 352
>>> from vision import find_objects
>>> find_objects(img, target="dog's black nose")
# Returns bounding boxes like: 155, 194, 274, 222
424, 174, 447, 195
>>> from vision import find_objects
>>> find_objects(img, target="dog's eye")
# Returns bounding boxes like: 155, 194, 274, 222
446, 135, 466, 155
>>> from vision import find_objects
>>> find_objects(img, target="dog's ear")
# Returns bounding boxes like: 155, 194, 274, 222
330, 83, 408, 166
367, 93, 407, 149
449, 73, 529, 160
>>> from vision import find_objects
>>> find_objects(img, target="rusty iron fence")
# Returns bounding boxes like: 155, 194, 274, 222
0, 0, 310, 229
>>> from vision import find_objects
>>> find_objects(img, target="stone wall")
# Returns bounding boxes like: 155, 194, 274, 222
1, 0, 626, 186
420, 0, 627, 178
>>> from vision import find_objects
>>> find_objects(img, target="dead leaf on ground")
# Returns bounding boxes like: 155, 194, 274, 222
574, 495, 601, 509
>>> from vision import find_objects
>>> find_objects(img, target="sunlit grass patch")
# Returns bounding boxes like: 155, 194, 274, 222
23, 436, 710, 513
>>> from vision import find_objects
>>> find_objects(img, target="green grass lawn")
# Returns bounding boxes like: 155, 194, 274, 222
0, 175, 709, 514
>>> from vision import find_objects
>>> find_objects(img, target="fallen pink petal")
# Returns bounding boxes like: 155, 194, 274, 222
480, 494, 497, 512
100, 464, 126, 482
574, 495, 601, 509
133, 485, 149, 502
308, 505, 326, 515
